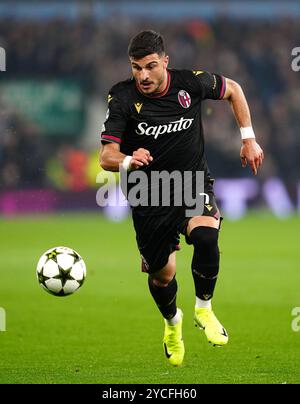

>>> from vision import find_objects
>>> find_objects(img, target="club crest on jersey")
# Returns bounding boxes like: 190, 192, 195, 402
178, 90, 191, 109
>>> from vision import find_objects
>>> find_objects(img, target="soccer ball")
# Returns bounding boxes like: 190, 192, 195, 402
36, 246, 86, 296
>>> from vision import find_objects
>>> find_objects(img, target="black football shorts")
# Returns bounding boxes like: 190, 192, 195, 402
132, 179, 221, 274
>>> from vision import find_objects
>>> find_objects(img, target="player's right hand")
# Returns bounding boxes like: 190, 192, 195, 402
240, 139, 264, 176
130, 148, 153, 169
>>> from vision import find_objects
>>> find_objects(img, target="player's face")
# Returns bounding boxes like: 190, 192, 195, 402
130, 53, 169, 95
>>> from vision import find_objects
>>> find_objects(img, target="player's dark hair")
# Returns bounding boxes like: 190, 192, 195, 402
128, 30, 165, 59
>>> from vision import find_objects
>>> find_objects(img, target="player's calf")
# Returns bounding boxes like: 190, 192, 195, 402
148, 275, 178, 320
189, 226, 220, 301
189, 226, 228, 346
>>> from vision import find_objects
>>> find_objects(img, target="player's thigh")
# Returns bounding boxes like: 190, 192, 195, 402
187, 215, 219, 236
184, 186, 222, 237
133, 210, 180, 275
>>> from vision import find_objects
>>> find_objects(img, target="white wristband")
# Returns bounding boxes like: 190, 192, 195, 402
240, 127, 255, 140
122, 155, 133, 171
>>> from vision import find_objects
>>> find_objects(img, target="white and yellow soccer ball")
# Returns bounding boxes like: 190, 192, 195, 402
36, 246, 86, 296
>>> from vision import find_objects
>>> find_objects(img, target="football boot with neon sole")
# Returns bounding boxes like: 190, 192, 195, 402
194, 308, 228, 346
163, 309, 185, 366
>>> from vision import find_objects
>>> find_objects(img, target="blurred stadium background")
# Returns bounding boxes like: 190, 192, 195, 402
0, 0, 300, 384
0, 0, 299, 219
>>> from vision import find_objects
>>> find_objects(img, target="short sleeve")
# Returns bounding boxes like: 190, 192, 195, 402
191, 70, 226, 100
101, 93, 128, 145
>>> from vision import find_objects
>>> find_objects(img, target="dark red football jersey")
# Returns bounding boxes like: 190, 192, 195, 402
101, 69, 226, 212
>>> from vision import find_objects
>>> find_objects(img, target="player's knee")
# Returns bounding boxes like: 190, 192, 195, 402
150, 252, 176, 287
189, 226, 219, 250
150, 272, 175, 288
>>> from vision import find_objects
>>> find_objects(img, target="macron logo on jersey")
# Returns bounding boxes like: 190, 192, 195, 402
135, 117, 194, 139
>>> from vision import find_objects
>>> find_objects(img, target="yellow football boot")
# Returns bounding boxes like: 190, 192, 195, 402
163, 309, 185, 366
194, 308, 228, 346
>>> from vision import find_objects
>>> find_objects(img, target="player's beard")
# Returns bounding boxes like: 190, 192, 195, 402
153, 75, 165, 94
140, 72, 166, 96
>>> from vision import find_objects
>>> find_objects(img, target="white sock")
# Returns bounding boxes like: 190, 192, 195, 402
166, 309, 181, 325
195, 297, 212, 310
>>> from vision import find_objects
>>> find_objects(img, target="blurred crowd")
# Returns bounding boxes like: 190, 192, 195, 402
0, 102, 47, 189
0, 16, 299, 191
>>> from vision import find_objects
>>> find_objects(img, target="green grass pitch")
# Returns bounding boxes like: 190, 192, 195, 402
0, 212, 299, 384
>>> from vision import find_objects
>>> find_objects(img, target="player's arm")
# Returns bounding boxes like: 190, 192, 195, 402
100, 143, 153, 172
100, 90, 153, 172
223, 78, 264, 175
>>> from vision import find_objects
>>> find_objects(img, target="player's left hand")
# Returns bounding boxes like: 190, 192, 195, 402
240, 139, 264, 175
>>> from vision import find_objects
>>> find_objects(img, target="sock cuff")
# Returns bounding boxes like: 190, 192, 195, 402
189, 226, 219, 240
